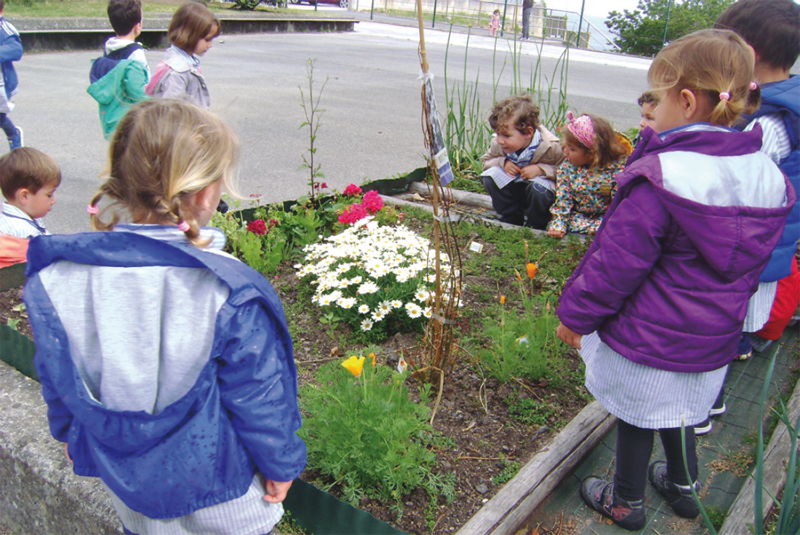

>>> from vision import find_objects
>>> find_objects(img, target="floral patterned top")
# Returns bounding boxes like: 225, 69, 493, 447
548, 157, 627, 235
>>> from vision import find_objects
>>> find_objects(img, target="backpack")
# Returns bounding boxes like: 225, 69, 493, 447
89, 42, 143, 84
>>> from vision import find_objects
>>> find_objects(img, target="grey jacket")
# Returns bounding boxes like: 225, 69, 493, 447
146, 46, 210, 109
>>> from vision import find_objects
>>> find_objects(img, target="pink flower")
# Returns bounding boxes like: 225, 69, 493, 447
361, 190, 384, 214
247, 219, 267, 235
268, 218, 279, 230
343, 184, 363, 196
338, 203, 368, 224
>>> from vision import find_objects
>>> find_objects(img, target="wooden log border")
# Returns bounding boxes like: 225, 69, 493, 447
719, 376, 800, 535
456, 401, 616, 535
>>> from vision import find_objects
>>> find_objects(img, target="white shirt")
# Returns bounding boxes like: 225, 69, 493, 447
0, 202, 48, 238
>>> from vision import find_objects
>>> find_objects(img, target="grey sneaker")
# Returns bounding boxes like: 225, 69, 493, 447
580, 476, 646, 531
648, 461, 700, 518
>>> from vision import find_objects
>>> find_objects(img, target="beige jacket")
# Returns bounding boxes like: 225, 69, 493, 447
481, 125, 565, 185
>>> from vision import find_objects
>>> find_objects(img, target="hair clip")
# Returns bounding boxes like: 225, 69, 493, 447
177, 220, 191, 232
719, 92, 731, 101
566, 111, 595, 149
750, 81, 758, 91
86, 205, 99, 215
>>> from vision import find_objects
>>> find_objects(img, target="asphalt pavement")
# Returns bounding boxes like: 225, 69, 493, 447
10, 12, 652, 235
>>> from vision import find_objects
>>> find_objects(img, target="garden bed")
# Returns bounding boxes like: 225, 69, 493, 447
0, 197, 593, 535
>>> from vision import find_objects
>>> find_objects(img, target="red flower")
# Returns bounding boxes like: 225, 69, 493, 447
343, 184, 363, 196
338, 203, 368, 224
247, 219, 267, 235
361, 190, 384, 214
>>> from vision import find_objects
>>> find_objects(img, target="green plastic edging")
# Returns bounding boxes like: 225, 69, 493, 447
0, 262, 26, 292
283, 478, 407, 535
0, 323, 37, 381
229, 168, 429, 224
362, 167, 429, 196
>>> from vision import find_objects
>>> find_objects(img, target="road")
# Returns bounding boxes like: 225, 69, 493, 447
12, 18, 650, 234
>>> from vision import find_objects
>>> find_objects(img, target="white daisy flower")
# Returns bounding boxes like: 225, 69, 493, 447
372, 310, 386, 322
405, 302, 422, 318
360, 319, 373, 331
358, 304, 370, 314
357, 281, 379, 294
390, 300, 402, 309
337, 297, 357, 309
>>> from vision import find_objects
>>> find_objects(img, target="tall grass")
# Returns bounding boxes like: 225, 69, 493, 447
441, 24, 570, 183
683, 350, 800, 534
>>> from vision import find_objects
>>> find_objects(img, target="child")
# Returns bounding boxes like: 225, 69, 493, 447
635, 90, 658, 144
546, 112, 631, 238
715, 0, 800, 358
0, 0, 22, 150
489, 9, 501, 37
88, 0, 150, 140
480, 94, 565, 229
0, 148, 60, 238
556, 30, 792, 530
24, 100, 306, 534
145, 2, 220, 109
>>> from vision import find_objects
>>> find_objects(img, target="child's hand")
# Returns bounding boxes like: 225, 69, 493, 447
64, 443, 73, 464
519, 164, 543, 180
547, 228, 566, 239
503, 159, 521, 177
263, 479, 293, 503
557, 323, 582, 349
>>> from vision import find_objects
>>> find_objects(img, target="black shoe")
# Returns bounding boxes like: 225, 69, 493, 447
694, 418, 712, 435
648, 461, 700, 518
580, 476, 646, 531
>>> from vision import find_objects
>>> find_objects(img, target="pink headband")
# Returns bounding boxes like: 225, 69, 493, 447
566, 111, 594, 149
177, 220, 190, 232
719, 92, 731, 101
86, 205, 99, 215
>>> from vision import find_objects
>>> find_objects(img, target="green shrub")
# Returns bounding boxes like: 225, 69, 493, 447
298, 352, 455, 518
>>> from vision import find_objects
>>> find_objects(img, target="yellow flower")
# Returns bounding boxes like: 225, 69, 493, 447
500, 295, 506, 305
527, 263, 537, 279
341, 355, 365, 377
369, 352, 376, 366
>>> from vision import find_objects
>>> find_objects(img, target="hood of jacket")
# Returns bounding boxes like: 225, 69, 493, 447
621, 124, 794, 283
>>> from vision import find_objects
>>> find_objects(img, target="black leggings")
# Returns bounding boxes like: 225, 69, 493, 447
613, 419, 698, 502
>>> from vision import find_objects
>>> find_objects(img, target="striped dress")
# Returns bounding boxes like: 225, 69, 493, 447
742, 114, 793, 332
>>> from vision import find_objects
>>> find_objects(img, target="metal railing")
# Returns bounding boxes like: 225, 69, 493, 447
354, 0, 620, 52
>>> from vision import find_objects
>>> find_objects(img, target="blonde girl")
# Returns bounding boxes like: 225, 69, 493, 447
546, 112, 631, 238
556, 30, 792, 530
146, 2, 220, 109
25, 100, 306, 535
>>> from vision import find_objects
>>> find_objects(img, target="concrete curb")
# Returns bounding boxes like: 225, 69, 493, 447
14, 16, 357, 52
0, 360, 124, 534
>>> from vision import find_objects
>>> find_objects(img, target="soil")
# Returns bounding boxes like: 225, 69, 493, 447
0, 245, 588, 535
275, 257, 588, 534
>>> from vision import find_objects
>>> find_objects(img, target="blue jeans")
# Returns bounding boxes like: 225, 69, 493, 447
0, 113, 15, 139
482, 176, 555, 229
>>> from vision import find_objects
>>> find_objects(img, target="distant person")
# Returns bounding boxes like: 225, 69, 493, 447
489, 9, 501, 37
0, 148, 60, 238
714, 0, 800, 357
558, 30, 792, 530
88, 0, 150, 140
25, 100, 306, 535
635, 90, 658, 145
521, 0, 532, 39
146, 2, 219, 109
480, 93, 565, 229
0, 0, 23, 150
546, 112, 631, 238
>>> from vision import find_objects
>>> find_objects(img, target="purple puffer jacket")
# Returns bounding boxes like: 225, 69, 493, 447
557, 124, 795, 373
